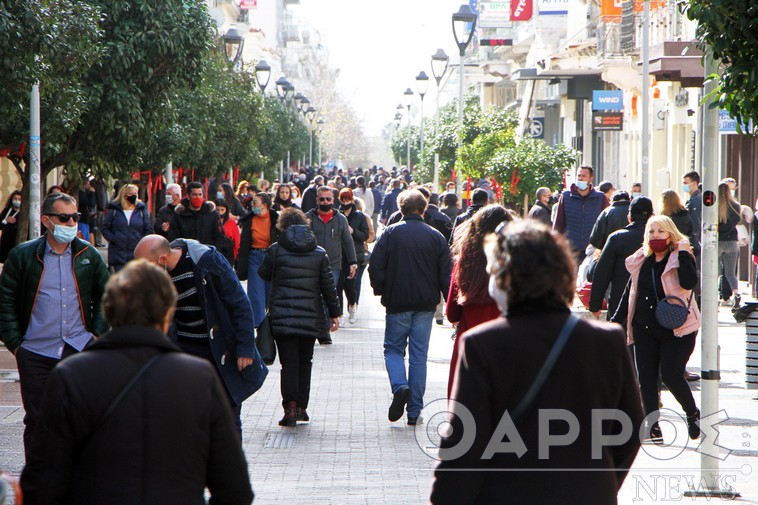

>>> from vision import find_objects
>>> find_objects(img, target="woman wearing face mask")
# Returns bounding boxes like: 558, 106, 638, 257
272, 184, 299, 212
102, 184, 153, 272
0, 190, 22, 263
431, 220, 643, 504
214, 198, 240, 267
445, 205, 512, 397
217, 182, 245, 220
291, 185, 302, 208
237, 192, 280, 328
336, 188, 369, 324
612, 215, 700, 445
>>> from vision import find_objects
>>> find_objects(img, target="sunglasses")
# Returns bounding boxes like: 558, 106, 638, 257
45, 212, 81, 223
318, 197, 333, 202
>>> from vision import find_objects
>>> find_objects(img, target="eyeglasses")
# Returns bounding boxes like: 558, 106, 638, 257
45, 212, 81, 223
318, 197, 333, 202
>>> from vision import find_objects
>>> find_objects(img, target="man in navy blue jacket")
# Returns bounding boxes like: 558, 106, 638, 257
369, 189, 451, 426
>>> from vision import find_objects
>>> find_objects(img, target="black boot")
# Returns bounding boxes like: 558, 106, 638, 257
296, 407, 310, 423
687, 409, 701, 440
278, 401, 298, 427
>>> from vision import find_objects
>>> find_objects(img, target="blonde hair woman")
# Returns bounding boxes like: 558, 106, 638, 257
102, 184, 153, 272
612, 215, 700, 445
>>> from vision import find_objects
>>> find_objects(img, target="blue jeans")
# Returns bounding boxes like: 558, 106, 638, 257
383, 311, 434, 417
247, 249, 270, 327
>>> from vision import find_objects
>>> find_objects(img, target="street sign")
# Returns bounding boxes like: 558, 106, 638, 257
239, 0, 257, 10
592, 112, 624, 131
526, 118, 545, 139
592, 90, 624, 111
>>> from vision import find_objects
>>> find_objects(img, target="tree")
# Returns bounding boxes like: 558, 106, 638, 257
683, 0, 758, 132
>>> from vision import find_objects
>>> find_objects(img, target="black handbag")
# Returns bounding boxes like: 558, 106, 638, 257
651, 268, 693, 330
255, 315, 276, 366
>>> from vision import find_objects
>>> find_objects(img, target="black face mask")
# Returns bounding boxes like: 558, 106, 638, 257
126, 195, 137, 205
318, 204, 333, 213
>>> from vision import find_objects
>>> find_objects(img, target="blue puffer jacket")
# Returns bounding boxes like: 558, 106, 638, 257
555, 187, 607, 252
102, 201, 153, 268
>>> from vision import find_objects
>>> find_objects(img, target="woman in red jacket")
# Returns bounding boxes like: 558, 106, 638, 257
215, 198, 240, 266
446, 205, 513, 396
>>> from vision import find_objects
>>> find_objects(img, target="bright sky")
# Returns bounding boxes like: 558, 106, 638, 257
299, 0, 466, 137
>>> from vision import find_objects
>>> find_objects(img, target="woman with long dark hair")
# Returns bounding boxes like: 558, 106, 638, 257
445, 204, 513, 396
272, 183, 299, 212
0, 190, 22, 263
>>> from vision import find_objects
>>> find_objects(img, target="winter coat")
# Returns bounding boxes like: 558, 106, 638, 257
342, 204, 371, 263
553, 184, 609, 252
20, 326, 253, 505
258, 225, 340, 340
718, 201, 742, 242
450, 204, 484, 244
685, 189, 702, 252
353, 186, 374, 217
154, 203, 177, 238
369, 214, 452, 314
440, 205, 461, 222
167, 198, 229, 252
236, 208, 280, 280
0, 236, 109, 352
102, 201, 153, 267
305, 208, 357, 271
589, 220, 646, 317
527, 201, 552, 226
425, 204, 453, 242
381, 188, 401, 220
370, 188, 384, 215
619, 241, 701, 342
0, 205, 20, 262
589, 199, 630, 250
431, 307, 643, 505
221, 217, 240, 262
301, 184, 320, 213
168, 239, 268, 405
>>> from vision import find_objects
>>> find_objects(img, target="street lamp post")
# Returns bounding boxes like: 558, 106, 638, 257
222, 24, 245, 68
431, 49, 449, 191
403, 88, 413, 170
306, 106, 316, 166
394, 111, 403, 165
452, 5, 477, 198
254, 59, 271, 93
415, 71, 429, 172
317, 118, 325, 166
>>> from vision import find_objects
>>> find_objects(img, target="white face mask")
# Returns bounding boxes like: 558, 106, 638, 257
488, 275, 509, 315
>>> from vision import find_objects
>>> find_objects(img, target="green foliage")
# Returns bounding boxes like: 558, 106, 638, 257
683, 0, 758, 132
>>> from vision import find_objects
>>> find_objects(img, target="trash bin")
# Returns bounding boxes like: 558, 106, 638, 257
742, 303, 758, 389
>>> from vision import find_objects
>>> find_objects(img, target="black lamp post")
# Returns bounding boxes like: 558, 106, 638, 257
317, 118, 325, 166
416, 71, 429, 170
452, 4, 477, 197
254, 59, 271, 93
299, 96, 310, 116
431, 49, 449, 189
284, 83, 295, 105
403, 88, 414, 170
394, 111, 403, 165
222, 24, 245, 66
306, 106, 317, 166
275, 76, 290, 99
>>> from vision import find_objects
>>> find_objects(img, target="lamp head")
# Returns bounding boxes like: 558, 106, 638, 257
452, 5, 477, 57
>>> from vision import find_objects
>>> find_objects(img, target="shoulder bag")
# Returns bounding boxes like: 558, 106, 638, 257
651, 267, 693, 330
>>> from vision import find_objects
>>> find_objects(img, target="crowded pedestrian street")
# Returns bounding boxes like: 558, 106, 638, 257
2, 263, 758, 504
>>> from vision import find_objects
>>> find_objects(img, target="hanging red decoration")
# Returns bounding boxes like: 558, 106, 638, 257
510, 167, 521, 196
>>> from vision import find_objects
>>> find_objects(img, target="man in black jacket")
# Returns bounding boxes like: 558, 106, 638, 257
589, 196, 653, 319
449, 188, 489, 244
167, 181, 229, 254
154, 182, 181, 238
589, 190, 632, 250
527, 187, 552, 226
300, 175, 324, 213
369, 189, 451, 425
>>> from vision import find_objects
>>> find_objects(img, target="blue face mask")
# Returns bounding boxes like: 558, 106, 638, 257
576, 181, 589, 191
251, 206, 262, 215
682, 184, 690, 194
217, 191, 224, 199
52, 224, 78, 244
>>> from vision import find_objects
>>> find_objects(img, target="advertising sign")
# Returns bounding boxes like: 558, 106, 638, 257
510, 0, 533, 21
538, 0, 569, 15
526, 118, 545, 139
592, 90, 624, 111
239, 0, 257, 10
479, 1, 510, 28
592, 112, 624, 131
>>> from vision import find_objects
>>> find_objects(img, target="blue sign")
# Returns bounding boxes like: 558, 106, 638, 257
719, 109, 754, 134
526, 118, 545, 139
592, 90, 624, 111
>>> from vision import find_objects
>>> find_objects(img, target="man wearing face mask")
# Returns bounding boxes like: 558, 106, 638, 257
527, 187, 553, 226
553, 165, 610, 265
154, 183, 182, 238
0, 192, 110, 457
167, 181, 229, 254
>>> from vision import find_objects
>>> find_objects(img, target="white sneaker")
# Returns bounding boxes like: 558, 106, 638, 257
348, 304, 357, 324
339, 317, 345, 327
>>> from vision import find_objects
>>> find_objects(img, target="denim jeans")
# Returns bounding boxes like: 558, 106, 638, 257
383, 311, 434, 417
247, 249, 270, 327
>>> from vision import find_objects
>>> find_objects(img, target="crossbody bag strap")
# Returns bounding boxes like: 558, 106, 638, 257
510, 313, 580, 423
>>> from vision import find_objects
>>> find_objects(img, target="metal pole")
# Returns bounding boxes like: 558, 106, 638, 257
29, 83, 41, 239
434, 86, 441, 191
641, 0, 650, 193
309, 123, 313, 167
419, 96, 425, 171
406, 105, 412, 170
166, 162, 174, 185
683, 50, 739, 499
279, 159, 284, 183
318, 136, 322, 167
457, 55, 464, 199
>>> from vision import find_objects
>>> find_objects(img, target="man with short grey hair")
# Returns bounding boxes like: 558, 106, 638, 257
155, 182, 182, 237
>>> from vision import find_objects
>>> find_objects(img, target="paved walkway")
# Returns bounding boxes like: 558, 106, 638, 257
2, 274, 758, 504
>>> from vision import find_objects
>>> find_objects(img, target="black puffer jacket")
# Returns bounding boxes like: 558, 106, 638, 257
341, 204, 370, 263
258, 225, 340, 339
167, 199, 229, 252
589, 200, 630, 250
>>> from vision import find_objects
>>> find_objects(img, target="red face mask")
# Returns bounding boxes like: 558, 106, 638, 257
190, 196, 204, 208
648, 238, 669, 253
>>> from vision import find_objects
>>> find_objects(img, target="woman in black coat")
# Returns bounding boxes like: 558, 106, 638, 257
258, 207, 340, 427
0, 190, 22, 263
337, 188, 370, 323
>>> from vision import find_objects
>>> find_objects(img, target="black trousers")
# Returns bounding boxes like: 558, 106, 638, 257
176, 337, 242, 435
15, 344, 81, 457
633, 325, 697, 421
275, 335, 316, 409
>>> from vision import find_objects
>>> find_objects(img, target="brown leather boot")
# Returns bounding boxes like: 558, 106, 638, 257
278, 401, 297, 427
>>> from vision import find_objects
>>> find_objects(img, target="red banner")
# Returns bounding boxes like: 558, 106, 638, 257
510, 0, 533, 21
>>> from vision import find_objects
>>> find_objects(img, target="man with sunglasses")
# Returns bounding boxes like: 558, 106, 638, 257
305, 186, 357, 343
0, 192, 109, 457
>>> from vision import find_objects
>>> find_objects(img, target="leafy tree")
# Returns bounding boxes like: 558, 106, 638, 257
683, 0, 758, 132
255, 96, 309, 180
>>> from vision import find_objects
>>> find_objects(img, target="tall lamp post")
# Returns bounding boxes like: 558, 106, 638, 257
403, 88, 414, 170
415, 71, 429, 172
222, 24, 245, 68
275, 76, 291, 181
254, 59, 271, 93
431, 49, 449, 191
306, 106, 317, 166
452, 4, 477, 198
317, 118, 325, 167
394, 111, 403, 165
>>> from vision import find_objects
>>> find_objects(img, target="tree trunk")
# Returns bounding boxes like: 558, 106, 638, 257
523, 193, 529, 219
